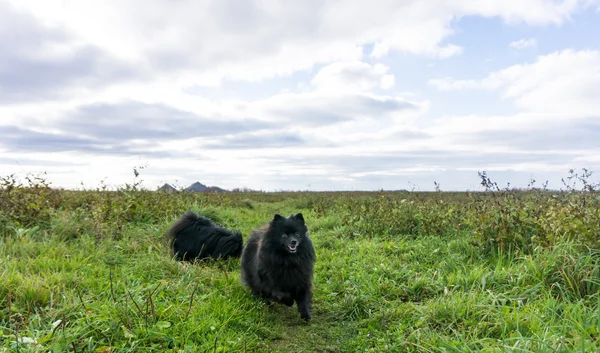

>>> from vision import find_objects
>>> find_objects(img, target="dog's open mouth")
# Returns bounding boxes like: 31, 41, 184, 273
287, 245, 297, 253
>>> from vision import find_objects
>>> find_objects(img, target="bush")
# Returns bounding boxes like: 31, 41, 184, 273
1, 167, 599, 255
0, 172, 61, 229
466, 170, 600, 254
336, 192, 463, 239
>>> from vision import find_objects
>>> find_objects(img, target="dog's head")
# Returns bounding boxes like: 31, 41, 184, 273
267, 213, 309, 254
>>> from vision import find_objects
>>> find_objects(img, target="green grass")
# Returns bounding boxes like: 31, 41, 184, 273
1, 170, 600, 352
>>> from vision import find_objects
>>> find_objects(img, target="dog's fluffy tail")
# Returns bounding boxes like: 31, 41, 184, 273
166, 210, 244, 261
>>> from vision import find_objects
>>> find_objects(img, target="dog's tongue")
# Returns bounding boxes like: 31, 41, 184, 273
288, 245, 297, 251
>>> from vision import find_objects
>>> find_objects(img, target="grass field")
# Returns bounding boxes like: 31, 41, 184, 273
1, 170, 600, 352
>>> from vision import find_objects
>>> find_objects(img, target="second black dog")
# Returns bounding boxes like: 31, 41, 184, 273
166, 211, 243, 261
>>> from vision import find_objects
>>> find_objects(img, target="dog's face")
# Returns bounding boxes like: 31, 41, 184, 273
268, 213, 308, 254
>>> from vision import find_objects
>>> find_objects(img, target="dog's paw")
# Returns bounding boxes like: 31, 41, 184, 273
299, 308, 311, 321
300, 312, 311, 321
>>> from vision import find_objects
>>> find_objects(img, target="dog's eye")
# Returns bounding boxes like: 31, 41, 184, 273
281, 234, 288, 238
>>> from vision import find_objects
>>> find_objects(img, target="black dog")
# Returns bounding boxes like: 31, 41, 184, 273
240, 213, 316, 321
166, 211, 243, 261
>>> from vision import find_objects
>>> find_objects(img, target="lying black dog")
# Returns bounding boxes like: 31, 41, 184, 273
166, 211, 243, 261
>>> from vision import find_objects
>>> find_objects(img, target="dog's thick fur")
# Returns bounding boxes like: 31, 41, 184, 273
240, 213, 316, 321
166, 211, 243, 261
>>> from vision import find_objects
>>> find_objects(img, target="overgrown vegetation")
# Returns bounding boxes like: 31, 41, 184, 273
1, 168, 599, 352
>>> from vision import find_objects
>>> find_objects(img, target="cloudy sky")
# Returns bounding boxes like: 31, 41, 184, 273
1, 0, 599, 191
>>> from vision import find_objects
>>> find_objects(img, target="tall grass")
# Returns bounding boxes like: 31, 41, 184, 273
1, 168, 599, 352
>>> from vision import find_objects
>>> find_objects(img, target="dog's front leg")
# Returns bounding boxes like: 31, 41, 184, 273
295, 288, 312, 321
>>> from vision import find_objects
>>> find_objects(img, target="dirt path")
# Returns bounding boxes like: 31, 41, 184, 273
262, 303, 353, 352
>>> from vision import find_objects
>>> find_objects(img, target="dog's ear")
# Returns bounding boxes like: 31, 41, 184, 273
294, 213, 304, 222
273, 214, 284, 222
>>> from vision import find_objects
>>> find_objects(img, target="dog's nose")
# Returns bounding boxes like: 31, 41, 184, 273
291, 239, 298, 245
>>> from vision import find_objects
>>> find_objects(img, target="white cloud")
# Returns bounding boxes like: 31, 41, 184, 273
311, 61, 396, 93
428, 49, 600, 115
427, 77, 494, 91
3, 0, 590, 88
1, 0, 599, 191
422, 48, 600, 181
436, 44, 465, 58
380, 75, 396, 89
509, 38, 538, 49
